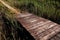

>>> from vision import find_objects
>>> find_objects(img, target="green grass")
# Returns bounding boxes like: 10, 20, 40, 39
0, 0, 60, 23
4, 0, 60, 23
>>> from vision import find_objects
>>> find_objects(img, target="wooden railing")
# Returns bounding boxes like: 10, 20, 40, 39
0, 0, 20, 14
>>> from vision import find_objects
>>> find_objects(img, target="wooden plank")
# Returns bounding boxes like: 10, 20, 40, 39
16, 13, 60, 40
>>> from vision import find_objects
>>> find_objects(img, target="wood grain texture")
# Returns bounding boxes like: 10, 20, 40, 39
16, 13, 60, 40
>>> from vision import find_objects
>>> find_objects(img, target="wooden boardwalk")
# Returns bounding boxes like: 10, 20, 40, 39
49, 32, 60, 40
16, 13, 60, 40
0, 0, 60, 40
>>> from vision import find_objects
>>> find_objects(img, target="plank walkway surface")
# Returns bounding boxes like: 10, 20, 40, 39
16, 13, 60, 40
49, 32, 60, 40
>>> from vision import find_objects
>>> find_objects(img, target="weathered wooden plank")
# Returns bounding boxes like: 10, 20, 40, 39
16, 13, 60, 40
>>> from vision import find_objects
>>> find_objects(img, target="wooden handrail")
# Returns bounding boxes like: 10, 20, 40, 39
0, 0, 20, 14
